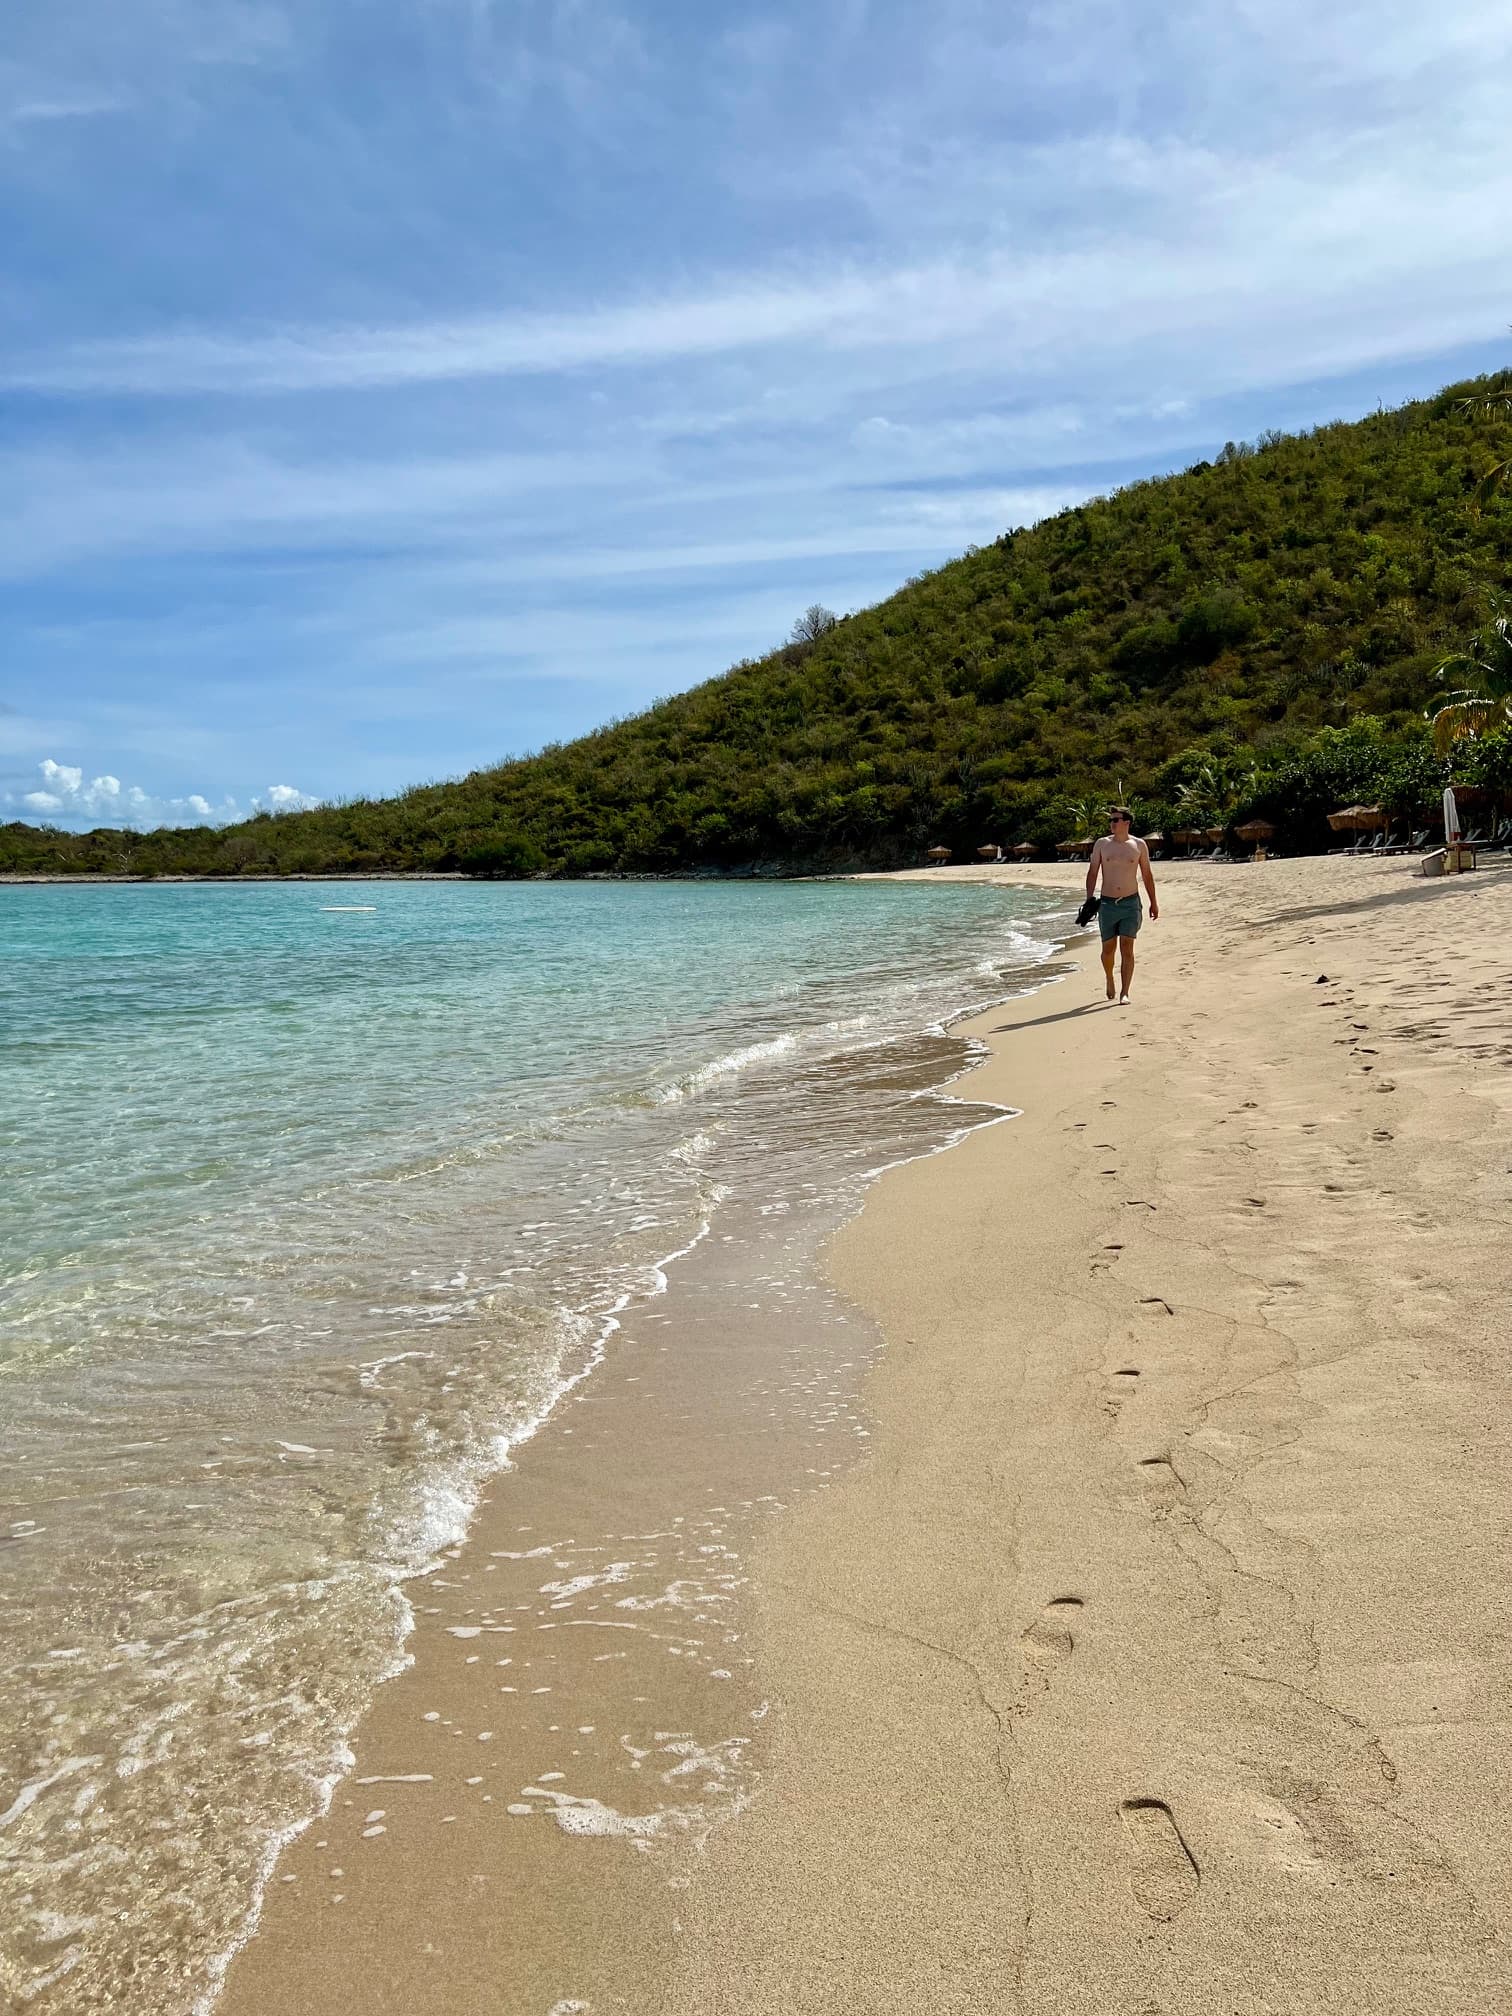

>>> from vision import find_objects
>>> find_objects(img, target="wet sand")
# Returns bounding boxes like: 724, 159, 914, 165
215, 1041, 1020, 2016
223, 854, 1512, 2015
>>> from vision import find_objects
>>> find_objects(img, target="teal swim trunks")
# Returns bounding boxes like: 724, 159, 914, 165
1099, 893, 1143, 941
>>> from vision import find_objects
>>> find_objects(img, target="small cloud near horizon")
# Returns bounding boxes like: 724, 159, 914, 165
5, 758, 317, 832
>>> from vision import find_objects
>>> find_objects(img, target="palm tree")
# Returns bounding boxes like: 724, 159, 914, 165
1172, 757, 1260, 826
1457, 373, 1512, 510
1428, 603, 1512, 753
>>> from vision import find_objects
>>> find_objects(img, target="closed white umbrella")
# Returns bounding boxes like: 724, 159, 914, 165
1443, 786, 1461, 846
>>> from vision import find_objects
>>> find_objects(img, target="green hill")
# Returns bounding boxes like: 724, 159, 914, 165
7, 373, 1511, 878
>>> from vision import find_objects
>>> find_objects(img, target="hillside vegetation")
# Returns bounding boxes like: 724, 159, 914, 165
7, 373, 1511, 878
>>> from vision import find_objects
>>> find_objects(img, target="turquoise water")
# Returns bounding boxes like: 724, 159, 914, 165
0, 877, 1067, 2012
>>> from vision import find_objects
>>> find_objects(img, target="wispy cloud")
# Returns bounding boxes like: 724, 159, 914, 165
8, 178, 1508, 399
0, 439, 625, 578
2, 92, 129, 129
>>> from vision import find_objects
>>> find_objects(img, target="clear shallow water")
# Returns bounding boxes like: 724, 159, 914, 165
0, 877, 1068, 2011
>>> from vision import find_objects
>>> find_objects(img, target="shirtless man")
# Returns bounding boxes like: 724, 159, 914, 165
1085, 806, 1158, 1003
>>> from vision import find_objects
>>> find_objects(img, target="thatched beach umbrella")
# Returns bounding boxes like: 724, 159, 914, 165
1010, 841, 1037, 858
1328, 804, 1388, 832
1171, 826, 1200, 849
1055, 837, 1092, 856
926, 845, 951, 862
976, 845, 1001, 862
1203, 826, 1226, 845
1234, 817, 1275, 862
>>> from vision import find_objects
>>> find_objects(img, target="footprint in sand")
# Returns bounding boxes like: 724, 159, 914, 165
1102, 1366, 1141, 1417
1136, 1454, 1186, 1508
1022, 1596, 1084, 1665
1120, 1799, 1199, 1920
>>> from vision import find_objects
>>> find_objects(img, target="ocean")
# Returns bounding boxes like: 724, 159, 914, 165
0, 876, 1069, 2010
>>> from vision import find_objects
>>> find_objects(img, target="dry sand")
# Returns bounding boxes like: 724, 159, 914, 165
665, 854, 1512, 2015
223, 854, 1512, 2015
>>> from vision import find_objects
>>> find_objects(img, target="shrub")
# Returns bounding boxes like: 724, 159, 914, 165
459, 837, 545, 878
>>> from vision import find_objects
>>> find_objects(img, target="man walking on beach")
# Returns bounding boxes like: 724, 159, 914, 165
1086, 807, 1158, 1003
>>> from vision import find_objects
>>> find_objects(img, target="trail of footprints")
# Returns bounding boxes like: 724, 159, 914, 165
1056, 1100, 1203, 1922
1015, 1583, 1199, 1922
1046, 955, 1479, 1930
1066, 1031, 1406, 1928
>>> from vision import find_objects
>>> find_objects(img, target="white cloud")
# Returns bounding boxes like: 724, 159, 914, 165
3, 758, 316, 830
40, 759, 85, 795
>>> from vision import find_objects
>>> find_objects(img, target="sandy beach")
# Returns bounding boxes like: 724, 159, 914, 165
221, 853, 1512, 2015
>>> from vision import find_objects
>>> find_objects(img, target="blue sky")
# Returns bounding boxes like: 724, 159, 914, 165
3, 0, 1510, 830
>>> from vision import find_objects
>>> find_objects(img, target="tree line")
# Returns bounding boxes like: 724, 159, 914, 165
5, 372, 1510, 879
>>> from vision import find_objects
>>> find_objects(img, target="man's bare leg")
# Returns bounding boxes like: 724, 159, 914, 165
1119, 936, 1136, 1003
1100, 939, 1117, 1000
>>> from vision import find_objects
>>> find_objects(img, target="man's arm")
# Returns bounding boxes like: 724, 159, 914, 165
1139, 840, 1159, 919
1085, 838, 1103, 900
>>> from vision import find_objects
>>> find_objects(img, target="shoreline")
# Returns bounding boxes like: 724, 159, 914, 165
212, 926, 1070, 2016
192, 855, 1512, 2010
1, 877, 1062, 2015
0, 872, 471, 884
